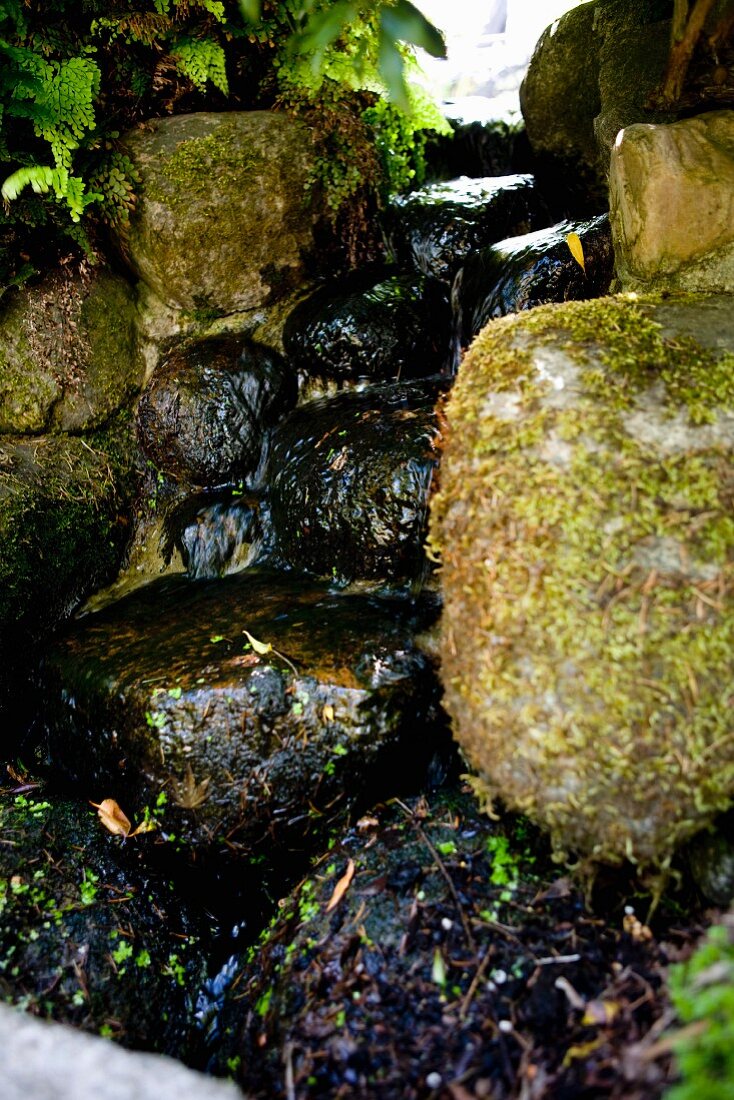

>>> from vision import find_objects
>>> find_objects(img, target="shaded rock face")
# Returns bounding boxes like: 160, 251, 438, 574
117, 112, 325, 313
424, 100, 531, 181
385, 175, 549, 281
520, 0, 675, 193
0, 268, 143, 434
0, 425, 137, 723
40, 570, 443, 857
0, 792, 212, 1058
610, 111, 734, 293
136, 337, 295, 487
283, 272, 452, 383
456, 215, 613, 342
687, 812, 734, 906
268, 380, 444, 583
430, 294, 734, 874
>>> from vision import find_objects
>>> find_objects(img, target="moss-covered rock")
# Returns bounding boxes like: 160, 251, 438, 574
40, 569, 444, 858
0, 421, 138, 720
0, 789, 212, 1058
430, 293, 734, 879
117, 112, 327, 314
0, 267, 143, 435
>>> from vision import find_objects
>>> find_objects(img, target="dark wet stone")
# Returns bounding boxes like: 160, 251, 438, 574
40, 570, 443, 859
283, 272, 452, 383
688, 813, 734, 906
268, 380, 444, 584
455, 215, 614, 343
162, 489, 266, 580
424, 99, 531, 182
385, 175, 550, 282
0, 791, 211, 1058
136, 337, 296, 487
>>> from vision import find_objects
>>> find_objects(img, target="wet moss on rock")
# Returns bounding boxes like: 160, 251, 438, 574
430, 292, 734, 881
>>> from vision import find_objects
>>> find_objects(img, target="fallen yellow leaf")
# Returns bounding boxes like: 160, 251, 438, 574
91, 798, 131, 838
582, 999, 620, 1027
322, 704, 335, 723
566, 231, 586, 273
242, 629, 272, 656
325, 858, 355, 913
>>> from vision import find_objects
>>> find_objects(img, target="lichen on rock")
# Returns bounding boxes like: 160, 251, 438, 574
430, 292, 734, 880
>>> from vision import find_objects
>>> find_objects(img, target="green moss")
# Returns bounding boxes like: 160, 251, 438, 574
144, 123, 261, 210
431, 293, 734, 878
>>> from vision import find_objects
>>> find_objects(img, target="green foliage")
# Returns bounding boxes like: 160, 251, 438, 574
666, 918, 734, 1099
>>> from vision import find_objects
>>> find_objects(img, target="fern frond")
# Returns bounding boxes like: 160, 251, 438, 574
171, 36, 228, 93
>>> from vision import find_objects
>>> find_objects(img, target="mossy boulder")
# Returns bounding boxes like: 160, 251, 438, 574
430, 293, 734, 878
0, 422, 138, 721
0, 790, 211, 1058
0, 267, 143, 434
40, 570, 443, 858
117, 112, 326, 314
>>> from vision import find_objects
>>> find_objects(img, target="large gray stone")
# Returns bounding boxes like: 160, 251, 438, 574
0, 1004, 239, 1100
117, 112, 326, 313
429, 292, 734, 876
0, 268, 143, 434
610, 111, 734, 293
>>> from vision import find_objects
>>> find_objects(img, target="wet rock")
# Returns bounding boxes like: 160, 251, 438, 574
0, 790, 212, 1058
1, 1003, 241, 1100
41, 570, 443, 858
610, 111, 734, 294
137, 337, 295, 487
520, 1, 677, 197
430, 294, 734, 874
385, 175, 548, 282
206, 789, 670, 1098
117, 112, 327, 313
424, 98, 530, 181
0, 424, 137, 723
268, 380, 444, 583
687, 814, 734, 906
456, 216, 614, 342
0, 267, 143, 434
283, 272, 452, 383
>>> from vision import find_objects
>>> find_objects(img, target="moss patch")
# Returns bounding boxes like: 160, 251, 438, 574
430, 292, 734, 879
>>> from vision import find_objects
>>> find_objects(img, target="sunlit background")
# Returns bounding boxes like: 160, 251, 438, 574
414, 0, 584, 116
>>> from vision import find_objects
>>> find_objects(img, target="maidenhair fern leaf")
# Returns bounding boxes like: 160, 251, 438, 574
171, 36, 228, 94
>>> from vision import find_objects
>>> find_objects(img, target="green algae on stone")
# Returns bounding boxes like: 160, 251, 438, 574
429, 292, 734, 879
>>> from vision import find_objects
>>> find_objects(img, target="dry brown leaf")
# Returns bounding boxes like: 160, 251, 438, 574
170, 763, 211, 810
91, 798, 131, 838
325, 858, 355, 913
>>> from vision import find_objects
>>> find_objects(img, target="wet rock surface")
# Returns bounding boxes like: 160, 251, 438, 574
456, 215, 614, 342
209, 788, 675, 1100
0, 790, 212, 1058
137, 337, 295, 487
163, 490, 266, 581
268, 380, 444, 583
283, 272, 452, 384
424, 99, 530, 182
40, 570, 443, 858
431, 293, 734, 873
385, 175, 549, 282
117, 112, 326, 313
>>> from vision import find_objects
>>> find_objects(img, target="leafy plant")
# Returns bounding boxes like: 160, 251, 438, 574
666, 915, 734, 1099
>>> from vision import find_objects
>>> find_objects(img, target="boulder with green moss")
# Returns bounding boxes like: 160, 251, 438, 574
430, 293, 734, 878
0, 422, 138, 719
0, 267, 144, 435
117, 112, 326, 314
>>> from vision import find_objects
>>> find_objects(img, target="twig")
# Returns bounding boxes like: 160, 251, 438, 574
459, 942, 494, 1019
